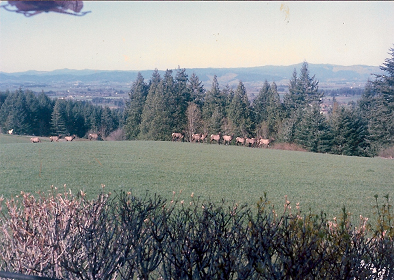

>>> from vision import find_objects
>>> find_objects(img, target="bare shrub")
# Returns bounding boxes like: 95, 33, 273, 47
0, 187, 80, 279
1, 190, 393, 279
105, 128, 125, 141
271, 142, 307, 152
378, 146, 394, 159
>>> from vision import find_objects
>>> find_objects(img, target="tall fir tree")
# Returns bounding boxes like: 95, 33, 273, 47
293, 104, 332, 153
51, 99, 68, 136
125, 72, 148, 139
167, 67, 190, 133
253, 81, 283, 138
227, 81, 253, 136
139, 72, 172, 140
100, 106, 115, 138
331, 107, 370, 156
188, 73, 205, 108
202, 75, 226, 134
37, 92, 54, 136
0, 90, 31, 135
284, 62, 322, 116
359, 46, 394, 152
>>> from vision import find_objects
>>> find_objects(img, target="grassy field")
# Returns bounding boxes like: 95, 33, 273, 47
1, 134, 393, 220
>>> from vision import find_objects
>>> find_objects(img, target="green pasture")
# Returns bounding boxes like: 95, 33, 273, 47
1, 133, 393, 220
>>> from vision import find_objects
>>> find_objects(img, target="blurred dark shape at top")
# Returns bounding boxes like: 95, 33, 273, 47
0, 1, 90, 17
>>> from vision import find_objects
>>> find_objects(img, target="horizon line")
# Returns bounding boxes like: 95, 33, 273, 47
0, 62, 382, 74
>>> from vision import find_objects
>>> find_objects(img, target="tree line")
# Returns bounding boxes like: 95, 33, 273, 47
124, 47, 393, 157
1, 46, 393, 156
0, 90, 124, 139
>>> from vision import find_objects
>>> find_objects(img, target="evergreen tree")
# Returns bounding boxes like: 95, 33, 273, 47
71, 101, 88, 138
284, 62, 322, 115
188, 73, 205, 108
172, 67, 190, 132
51, 99, 68, 136
0, 90, 31, 135
124, 72, 148, 139
37, 92, 54, 136
100, 106, 115, 138
359, 46, 394, 152
24, 90, 40, 135
331, 107, 370, 156
139, 72, 172, 140
227, 81, 252, 136
253, 81, 283, 138
293, 104, 332, 153
202, 75, 226, 133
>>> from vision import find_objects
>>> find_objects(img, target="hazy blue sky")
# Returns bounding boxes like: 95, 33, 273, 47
0, 1, 393, 73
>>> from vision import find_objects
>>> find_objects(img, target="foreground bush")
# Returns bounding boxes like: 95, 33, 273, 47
0, 188, 393, 279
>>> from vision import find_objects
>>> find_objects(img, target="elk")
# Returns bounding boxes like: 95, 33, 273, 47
245, 138, 257, 147
210, 133, 221, 144
191, 133, 202, 143
236, 137, 245, 146
65, 135, 76, 141
8, 129, 13, 135
30, 137, 41, 143
172, 133, 184, 142
222, 135, 233, 145
50, 136, 60, 142
88, 133, 99, 141
258, 138, 271, 148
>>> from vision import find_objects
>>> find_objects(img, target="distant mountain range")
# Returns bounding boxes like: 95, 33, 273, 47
0, 63, 383, 90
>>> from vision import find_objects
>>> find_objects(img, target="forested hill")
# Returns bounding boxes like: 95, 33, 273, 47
0, 64, 383, 87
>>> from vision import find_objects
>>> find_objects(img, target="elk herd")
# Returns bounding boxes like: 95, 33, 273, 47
27, 133, 98, 143
173, 132, 273, 148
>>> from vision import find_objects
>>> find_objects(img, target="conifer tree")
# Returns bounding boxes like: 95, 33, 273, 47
359, 46, 394, 152
188, 73, 205, 108
253, 81, 283, 138
171, 67, 190, 133
331, 107, 370, 156
227, 81, 252, 136
139, 72, 172, 140
0, 90, 30, 135
202, 75, 226, 133
284, 62, 321, 115
125, 72, 148, 139
37, 92, 54, 136
51, 99, 68, 136
100, 106, 115, 138
293, 104, 332, 153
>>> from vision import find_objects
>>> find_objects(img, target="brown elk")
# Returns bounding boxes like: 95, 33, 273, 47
65, 135, 76, 141
30, 137, 41, 143
172, 132, 184, 142
50, 136, 60, 142
245, 138, 257, 147
210, 133, 221, 144
191, 133, 202, 143
200, 133, 208, 143
258, 138, 271, 148
88, 133, 99, 141
236, 137, 245, 146
222, 135, 233, 145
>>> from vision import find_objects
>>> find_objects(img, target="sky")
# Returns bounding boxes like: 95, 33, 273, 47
0, 1, 393, 73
